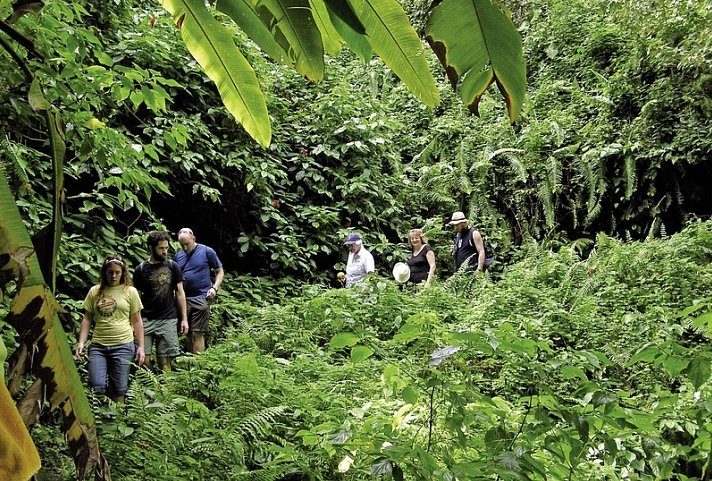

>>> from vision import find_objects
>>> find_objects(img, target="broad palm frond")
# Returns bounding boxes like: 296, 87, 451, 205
349, 0, 439, 107
425, 0, 526, 122
163, 0, 271, 147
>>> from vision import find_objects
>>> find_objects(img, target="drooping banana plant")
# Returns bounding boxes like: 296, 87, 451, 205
161, 0, 526, 148
0, 7, 108, 481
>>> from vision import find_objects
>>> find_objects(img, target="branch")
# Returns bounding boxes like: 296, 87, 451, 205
0, 19, 44, 61
0, 32, 32, 80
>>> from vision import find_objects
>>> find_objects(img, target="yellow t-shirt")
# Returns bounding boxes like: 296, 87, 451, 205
83, 285, 143, 346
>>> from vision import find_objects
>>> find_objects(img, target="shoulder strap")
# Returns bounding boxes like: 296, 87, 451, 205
182, 244, 199, 267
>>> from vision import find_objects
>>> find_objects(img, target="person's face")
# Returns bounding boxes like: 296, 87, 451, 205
105, 264, 123, 286
452, 222, 466, 233
409, 234, 422, 246
153, 240, 169, 261
347, 243, 360, 254
179, 234, 195, 252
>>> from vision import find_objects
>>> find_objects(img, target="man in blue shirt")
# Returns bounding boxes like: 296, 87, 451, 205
175, 228, 224, 353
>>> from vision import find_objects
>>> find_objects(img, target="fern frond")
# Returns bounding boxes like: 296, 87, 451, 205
505, 151, 528, 183
537, 179, 555, 229
584, 200, 602, 227
623, 154, 637, 200
547, 155, 562, 193
413, 137, 439, 163
569, 197, 579, 229
234, 465, 294, 481
236, 406, 289, 442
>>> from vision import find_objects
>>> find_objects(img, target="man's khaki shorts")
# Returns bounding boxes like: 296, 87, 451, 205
143, 318, 180, 358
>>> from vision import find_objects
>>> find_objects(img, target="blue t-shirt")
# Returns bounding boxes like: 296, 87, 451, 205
174, 244, 222, 299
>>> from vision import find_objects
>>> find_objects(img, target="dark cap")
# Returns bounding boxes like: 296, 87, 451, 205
344, 233, 361, 245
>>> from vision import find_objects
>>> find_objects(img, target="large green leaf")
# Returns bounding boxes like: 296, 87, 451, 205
425, 0, 526, 122
216, 0, 291, 66
347, 0, 439, 107
256, 0, 325, 81
162, 0, 271, 147
322, 0, 371, 60
309, 0, 342, 56
0, 173, 106, 480
29, 76, 65, 293
0, 367, 40, 481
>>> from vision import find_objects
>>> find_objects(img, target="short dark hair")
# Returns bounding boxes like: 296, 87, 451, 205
147, 230, 171, 249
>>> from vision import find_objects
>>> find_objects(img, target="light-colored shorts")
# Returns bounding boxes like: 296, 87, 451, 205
143, 318, 180, 358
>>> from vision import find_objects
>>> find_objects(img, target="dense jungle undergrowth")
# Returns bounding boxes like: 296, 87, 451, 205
2, 0, 711, 479
33, 220, 712, 481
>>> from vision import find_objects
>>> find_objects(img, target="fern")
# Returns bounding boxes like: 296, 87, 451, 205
233, 465, 294, 481
547, 155, 563, 193
413, 137, 439, 163
503, 150, 528, 183
623, 154, 637, 200
584, 200, 602, 227
537, 178, 555, 230
235, 406, 289, 442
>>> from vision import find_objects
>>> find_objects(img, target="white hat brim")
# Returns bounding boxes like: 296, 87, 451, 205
392, 262, 410, 283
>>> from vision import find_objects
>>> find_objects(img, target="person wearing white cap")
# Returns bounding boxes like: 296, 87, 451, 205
343, 233, 375, 287
449, 211, 487, 274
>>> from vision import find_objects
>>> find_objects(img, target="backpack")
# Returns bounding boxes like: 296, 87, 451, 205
467, 228, 495, 268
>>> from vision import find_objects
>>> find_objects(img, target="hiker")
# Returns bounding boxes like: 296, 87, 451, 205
176, 228, 224, 353
343, 233, 374, 287
449, 211, 488, 274
406, 228, 436, 286
76, 254, 145, 403
133, 231, 188, 370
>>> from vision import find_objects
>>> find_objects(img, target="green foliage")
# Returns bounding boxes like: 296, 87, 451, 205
30, 220, 711, 480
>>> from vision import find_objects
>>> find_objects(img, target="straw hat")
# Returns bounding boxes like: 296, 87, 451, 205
448, 211, 468, 225
392, 262, 410, 283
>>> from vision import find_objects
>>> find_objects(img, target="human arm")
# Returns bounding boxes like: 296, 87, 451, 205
424, 248, 436, 287
176, 281, 189, 335
207, 266, 224, 299
75, 311, 92, 359
472, 230, 486, 272
131, 311, 145, 365
365, 253, 375, 276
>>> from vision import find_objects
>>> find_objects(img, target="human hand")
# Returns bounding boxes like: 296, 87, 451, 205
207, 287, 217, 299
135, 346, 145, 366
179, 319, 189, 335
75, 343, 85, 359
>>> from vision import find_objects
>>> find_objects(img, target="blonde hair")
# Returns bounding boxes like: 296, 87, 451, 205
407, 228, 427, 248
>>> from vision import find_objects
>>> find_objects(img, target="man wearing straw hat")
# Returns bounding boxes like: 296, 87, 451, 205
449, 211, 488, 274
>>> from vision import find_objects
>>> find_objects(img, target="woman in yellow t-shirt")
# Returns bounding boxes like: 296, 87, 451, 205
76, 254, 145, 403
